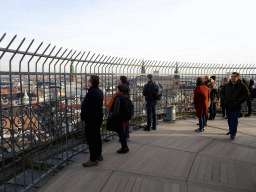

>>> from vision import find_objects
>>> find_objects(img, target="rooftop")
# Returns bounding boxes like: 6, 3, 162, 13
38, 115, 256, 192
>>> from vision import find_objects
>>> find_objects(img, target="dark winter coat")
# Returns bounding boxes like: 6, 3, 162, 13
194, 84, 210, 117
248, 79, 254, 99
220, 80, 249, 109
210, 83, 218, 103
143, 81, 155, 102
80, 86, 103, 126
107, 94, 129, 132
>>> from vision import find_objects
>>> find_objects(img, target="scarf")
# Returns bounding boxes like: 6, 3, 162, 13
108, 92, 124, 111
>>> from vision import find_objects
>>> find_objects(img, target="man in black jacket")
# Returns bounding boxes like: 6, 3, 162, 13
143, 74, 157, 131
220, 72, 249, 139
81, 75, 103, 167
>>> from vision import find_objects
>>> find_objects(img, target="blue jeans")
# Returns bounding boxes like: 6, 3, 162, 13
146, 101, 157, 128
199, 116, 206, 129
124, 124, 130, 139
226, 108, 242, 136
118, 131, 128, 149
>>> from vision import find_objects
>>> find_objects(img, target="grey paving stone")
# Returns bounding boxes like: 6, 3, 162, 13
117, 145, 195, 181
38, 168, 112, 192
188, 155, 256, 191
199, 140, 256, 164
147, 133, 214, 153
187, 181, 255, 192
101, 171, 187, 192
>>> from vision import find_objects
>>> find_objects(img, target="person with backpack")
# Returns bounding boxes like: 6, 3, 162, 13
107, 84, 131, 153
119, 76, 130, 141
143, 74, 158, 131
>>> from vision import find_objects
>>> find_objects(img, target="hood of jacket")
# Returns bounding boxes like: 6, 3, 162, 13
118, 94, 129, 100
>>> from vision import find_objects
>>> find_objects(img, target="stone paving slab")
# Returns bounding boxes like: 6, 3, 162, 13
187, 154, 256, 191
199, 140, 256, 164
147, 133, 214, 153
101, 171, 187, 192
116, 145, 195, 181
67, 141, 144, 170
187, 182, 255, 192
38, 168, 113, 192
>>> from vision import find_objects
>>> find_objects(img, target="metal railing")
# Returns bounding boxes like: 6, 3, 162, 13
1, 33, 256, 191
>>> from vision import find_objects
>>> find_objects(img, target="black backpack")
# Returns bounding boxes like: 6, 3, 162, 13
123, 97, 134, 121
152, 82, 162, 101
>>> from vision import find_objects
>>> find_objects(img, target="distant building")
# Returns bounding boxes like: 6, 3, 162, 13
141, 62, 146, 74
173, 63, 180, 89
70, 62, 76, 82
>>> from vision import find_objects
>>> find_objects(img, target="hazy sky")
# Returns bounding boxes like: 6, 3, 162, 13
1, 0, 256, 66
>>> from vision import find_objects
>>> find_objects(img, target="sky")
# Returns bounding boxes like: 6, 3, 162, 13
1, 0, 256, 71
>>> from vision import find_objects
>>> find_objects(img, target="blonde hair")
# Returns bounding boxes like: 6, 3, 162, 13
223, 78, 229, 84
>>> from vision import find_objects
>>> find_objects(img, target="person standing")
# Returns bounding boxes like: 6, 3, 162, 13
81, 75, 103, 167
220, 72, 249, 139
194, 77, 210, 132
143, 74, 157, 131
219, 78, 229, 119
119, 76, 130, 141
108, 84, 130, 153
203, 76, 211, 125
208, 78, 218, 120
245, 78, 254, 117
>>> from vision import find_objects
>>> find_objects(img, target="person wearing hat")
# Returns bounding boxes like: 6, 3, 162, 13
143, 74, 157, 131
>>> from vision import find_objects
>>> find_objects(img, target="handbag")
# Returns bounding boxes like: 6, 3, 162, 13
106, 116, 123, 132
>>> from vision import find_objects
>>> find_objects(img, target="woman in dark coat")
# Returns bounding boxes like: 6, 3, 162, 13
107, 84, 130, 153
194, 77, 210, 132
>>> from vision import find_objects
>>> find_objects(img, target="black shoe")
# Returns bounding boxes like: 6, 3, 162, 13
143, 128, 150, 131
195, 128, 203, 132
227, 132, 230, 135
117, 148, 129, 153
151, 127, 156, 130
230, 135, 235, 139
245, 114, 251, 117
97, 154, 104, 161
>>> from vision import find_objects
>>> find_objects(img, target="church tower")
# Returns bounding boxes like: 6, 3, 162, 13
70, 62, 76, 82
141, 60, 146, 74
173, 63, 180, 89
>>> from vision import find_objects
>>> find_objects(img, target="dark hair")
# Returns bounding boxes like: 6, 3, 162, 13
232, 72, 240, 78
118, 84, 128, 94
120, 76, 127, 84
197, 77, 203, 84
89, 75, 99, 87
